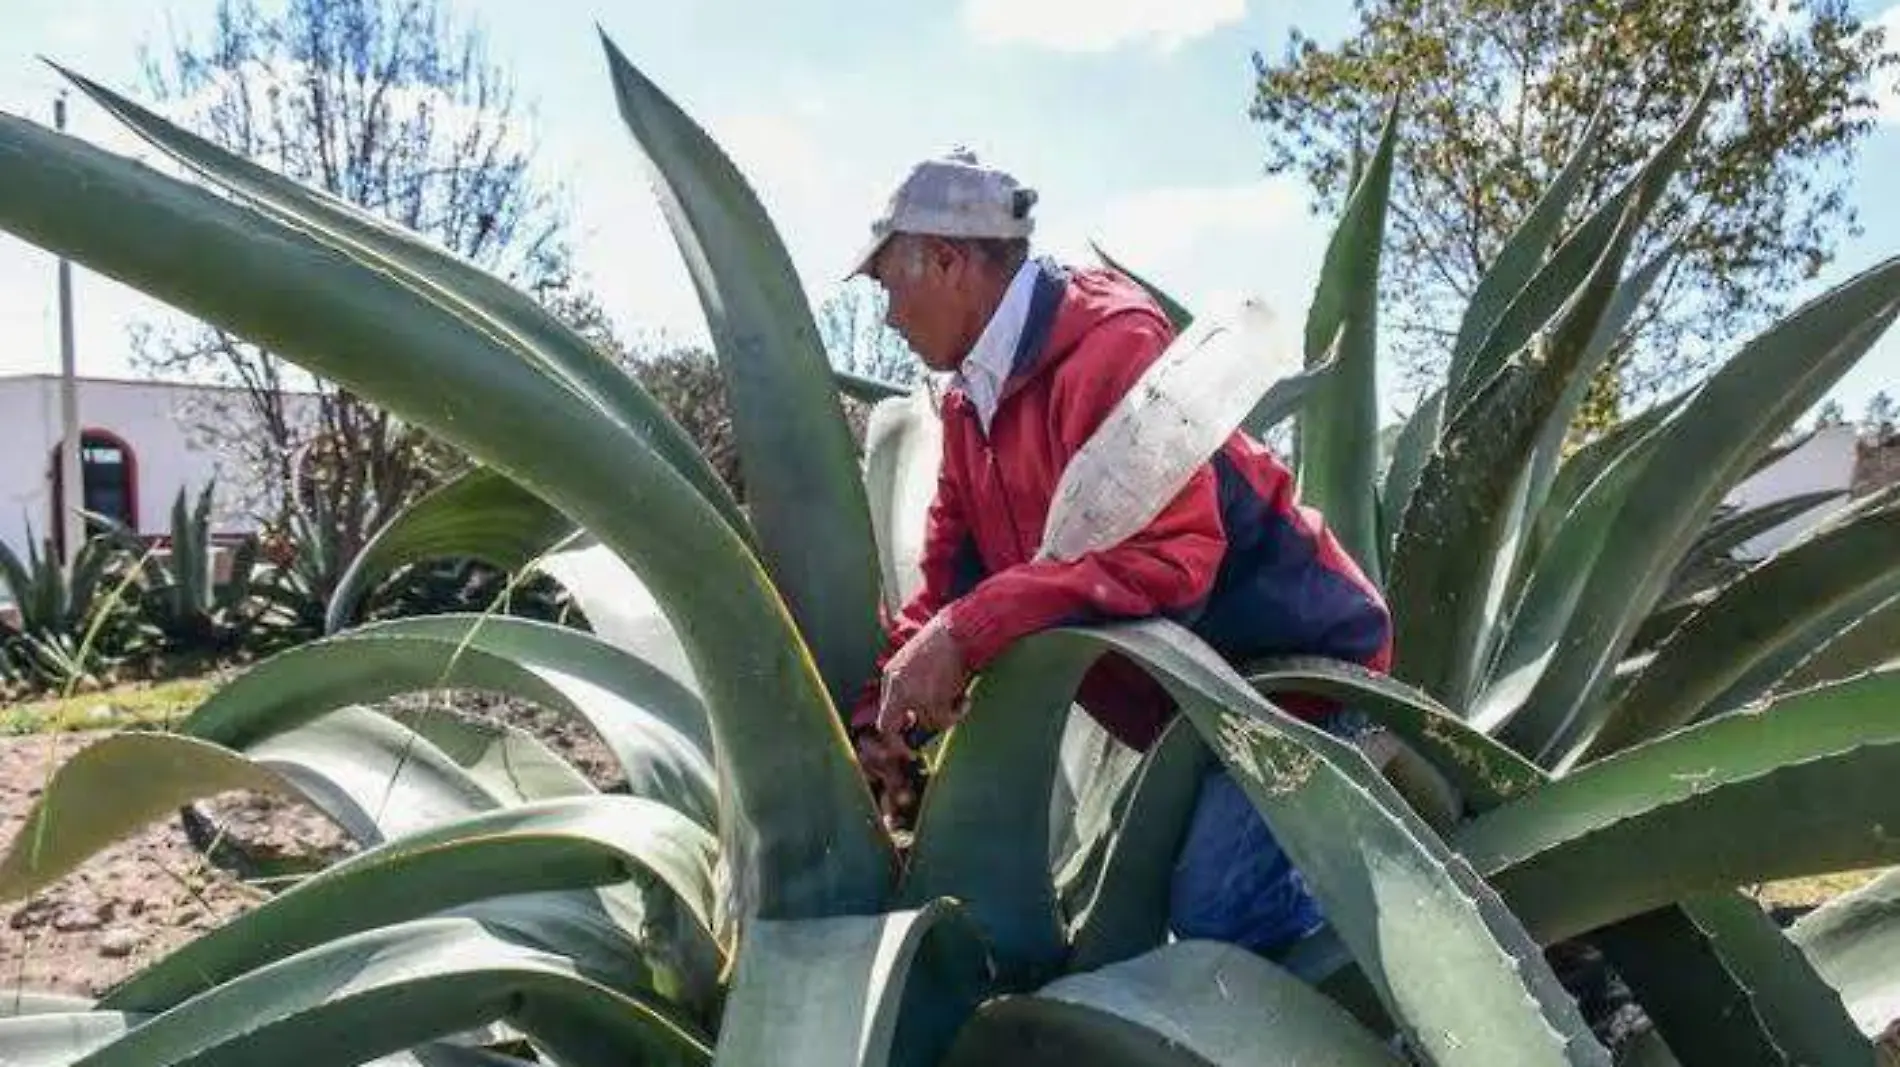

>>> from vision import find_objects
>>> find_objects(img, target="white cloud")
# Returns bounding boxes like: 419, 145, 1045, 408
962, 0, 1246, 54
1879, 4, 1900, 124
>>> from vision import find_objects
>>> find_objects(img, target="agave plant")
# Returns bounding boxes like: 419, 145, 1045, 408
110, 482, 267, 662
2, 36, 1900, 1067
0, 524, 142, 691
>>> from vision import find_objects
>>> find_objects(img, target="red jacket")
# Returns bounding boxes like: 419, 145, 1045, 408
855, 259, 1391, 750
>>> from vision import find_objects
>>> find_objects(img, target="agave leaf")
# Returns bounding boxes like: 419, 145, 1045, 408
1772, 592, 1900, 696
907, 621, 1608, 1065
1064, 718, 1211, 972
601, 36, 881, 712
58, 68, 746, 542
834, 369, 908, 404
1241, 358, 1335, 438
530, 538, 699, 694
0, 88, 892, 919
1473, 412, 1675, 731
1297, 100, 1398, 580
944, 941, 1404, 1066
1039, 298, 1297, 563
246, 706, 501, 843
711, 900, 993, 1067
396, 710, 599, 804
1595, 894, 1874, 1067
0, 1011, 142, 1067
1505, 253, 1900, 763
1579, 498, 1900, 763
1380, 387, 1444, 566
104, 796, 719, 1016
862, 389, 944, 613
1460, 669, 1900, 943
64, 917, 710, 1067
1244, 657, 1542, 810
0, 992, 96, 1018
1520, 245, 1677, 528
0, 719, 489, 902
1049, 710, 1147, 930
181, 616, 716, 828
1391, 90, 1711, 711
1090, 241, 1194, 331
1445, 102, 1610, 405
1529, 387, 1691, 564
326, 467, 575, 633
1659, 490, 1847, 610
1791, 867, 1900, 1039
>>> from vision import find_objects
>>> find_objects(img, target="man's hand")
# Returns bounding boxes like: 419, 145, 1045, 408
876, 613, 970, 738
855, 729, 918, 828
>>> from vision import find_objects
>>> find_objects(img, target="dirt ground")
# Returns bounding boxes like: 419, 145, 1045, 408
0, 694, 623, 1000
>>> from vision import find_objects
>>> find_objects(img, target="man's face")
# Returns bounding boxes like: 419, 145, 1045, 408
869, 234, 983, 373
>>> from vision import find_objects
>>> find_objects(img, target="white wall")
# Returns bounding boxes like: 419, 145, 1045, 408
0, 375, 294, 562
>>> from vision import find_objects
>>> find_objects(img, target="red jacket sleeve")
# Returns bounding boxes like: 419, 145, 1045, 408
943, 312, 1226, 670
849, 414, 978, 730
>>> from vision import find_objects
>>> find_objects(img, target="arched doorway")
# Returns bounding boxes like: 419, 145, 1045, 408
49, 429, 139, 555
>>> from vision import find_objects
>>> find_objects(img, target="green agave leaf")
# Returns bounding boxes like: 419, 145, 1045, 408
1580, 498, 1900, 763
1594, 893, 1874, 1067
862, 390, 944, 613
326, 467, 575, 633
601, 35, 881, 712
104, 796, 718, 1016
907, 622, 1608, 1065
1379, 387, 1444, 569
1773, 592, 1900, 696
1240, 358, 1335, 438
711, 900, 993, 1067
244, 705, 501, 843
1473, 413, 1675, 731
1050, 709, 1145, 920
1391, 89, 1710, 711
530, 538, 699, 694
1090, 241, 1194, 331
1791, 867, 1900, 1039
1445, 102, 1609, 405
1675, 490, 1846, 589
1505, 256, 1900, 764
1039, 297, 1297, 562
1064, 718, 1211, 973
0, 98, 891, 918
834, 369, 909, 404
943, 941, 1403, 1066
1529, 387, 1691, 565
396, 709, 599, 804
0, 992, 98, 1017
0, 1011, 141, 1067
58, 68, 747, 543
63, 917, 710, 1067
1461, 669, 1900, 943
1521, 245, 1677, 529
1298, 100, 1398, 581
179, 616, 716, 829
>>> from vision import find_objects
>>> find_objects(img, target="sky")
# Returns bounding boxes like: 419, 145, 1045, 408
1, 0, 1897, 427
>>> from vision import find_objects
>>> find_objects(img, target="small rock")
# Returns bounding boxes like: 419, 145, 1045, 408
128, 898, 146, 918
173, 908, 204, 927
53, 908, 103, 933
98, 928, 140, 958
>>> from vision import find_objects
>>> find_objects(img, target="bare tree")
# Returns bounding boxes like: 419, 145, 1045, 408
817, 282, 922, 388
132, 0, 603, 583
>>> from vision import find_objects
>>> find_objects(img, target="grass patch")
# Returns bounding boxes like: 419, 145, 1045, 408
1, 674, 223, 735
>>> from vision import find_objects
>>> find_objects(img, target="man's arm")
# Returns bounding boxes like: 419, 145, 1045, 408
942, 311, 1227, 673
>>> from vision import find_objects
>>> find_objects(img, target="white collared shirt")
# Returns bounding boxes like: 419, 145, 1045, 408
955, 259, 1040, 434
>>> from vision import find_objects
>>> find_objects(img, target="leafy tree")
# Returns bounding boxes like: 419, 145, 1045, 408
1815, 398, 1849, 429
1250, 0, 1896, 408
131, 0, 604, 571
1865, 389, 1897, 437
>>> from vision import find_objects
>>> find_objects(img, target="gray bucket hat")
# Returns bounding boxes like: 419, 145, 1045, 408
846, 147, 1037, 279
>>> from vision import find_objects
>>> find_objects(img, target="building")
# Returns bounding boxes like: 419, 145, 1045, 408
0, 373, 305, 565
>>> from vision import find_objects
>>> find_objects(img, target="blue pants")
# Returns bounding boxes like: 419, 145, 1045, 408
1167, 712, 1365, 956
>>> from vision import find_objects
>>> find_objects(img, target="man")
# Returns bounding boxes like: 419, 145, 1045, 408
846, 148, 1396, 960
